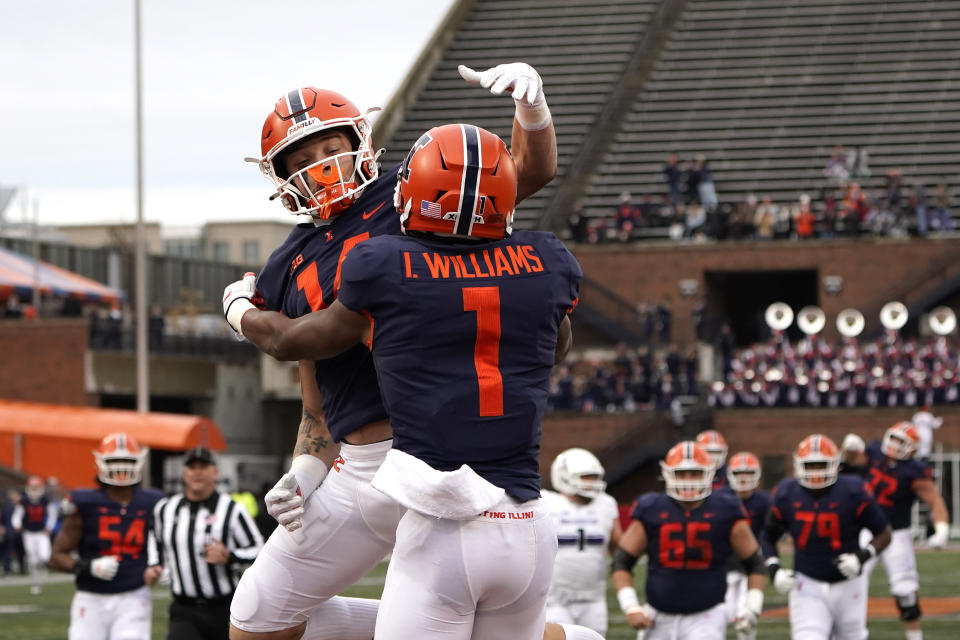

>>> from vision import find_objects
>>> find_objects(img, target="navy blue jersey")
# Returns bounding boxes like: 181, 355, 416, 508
68, 487, 164, 594
766, 476, 887, 583
19, 495, 51, 532
337, 230, 581, 501
256, 165, 402, 442
718, 487, 774, 571
863, 440, 933, 529
630, 490, 748, 614
712, 464, 729, 490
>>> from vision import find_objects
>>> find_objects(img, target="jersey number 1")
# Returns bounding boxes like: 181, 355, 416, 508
463, 286, 503, 417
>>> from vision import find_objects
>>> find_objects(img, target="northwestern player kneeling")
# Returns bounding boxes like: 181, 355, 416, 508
50, 433, 163, 640
612, 442, 767, 640
765, 434, 892, 640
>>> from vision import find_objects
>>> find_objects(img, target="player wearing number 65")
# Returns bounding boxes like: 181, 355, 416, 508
763, 434, 892, 640
611, 441, 767, 640
223, 122, 582, 640
50, 433, 164, 640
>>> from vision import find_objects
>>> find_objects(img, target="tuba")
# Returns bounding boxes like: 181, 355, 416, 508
797, 306, 826, 335
836, 308, 865, 338
765, 302, 794, 332
929, 306, 957, 336
880, 301, 909, 331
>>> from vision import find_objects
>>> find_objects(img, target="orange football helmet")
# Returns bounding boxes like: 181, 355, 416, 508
695, 429, 728, 469
94, 432, 147, 486
793, 434, 840, 489
250, 87, 379, 221
661, 441, 715, 501
881, 421, 919, 461
726, 451, 762, 492
25, 475, 45, 501
394, 123, 517, 240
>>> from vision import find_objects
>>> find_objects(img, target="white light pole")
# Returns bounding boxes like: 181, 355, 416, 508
134, 0, 149, 413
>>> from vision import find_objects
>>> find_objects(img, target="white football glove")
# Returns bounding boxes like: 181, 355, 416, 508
841, 433, 866, 453
458, 62, 551, 130
222, 272, 257, 338
928, 521, 949, 549
836, 546, 874, 579
90, 555, 120, 581
265, 472, 306, 532
734, 588, 763, 633
773, 567, 796, 594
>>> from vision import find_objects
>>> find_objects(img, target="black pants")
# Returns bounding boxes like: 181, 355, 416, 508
168, 597, 231, 640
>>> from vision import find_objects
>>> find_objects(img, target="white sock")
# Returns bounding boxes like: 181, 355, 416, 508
560, 624, 605, 640
906, 630, 923, 640
301, 596, 380, 640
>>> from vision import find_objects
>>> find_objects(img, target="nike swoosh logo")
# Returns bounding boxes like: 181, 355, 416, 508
362, 202, 386, 220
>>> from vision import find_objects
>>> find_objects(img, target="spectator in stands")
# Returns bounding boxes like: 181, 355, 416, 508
663, 153, 682, 202
614, 192, 640, 241
678, 158, 696, 203
839, 182, 866, 236
4, 294, 24, 319
824, 144, 850, 186
568, 201, 589, 243
637, 303, 655, 342
847, 145, 871, 179
656, 296, 673, 344
638, 193, 658, 226
912, 181, 930, 236
820, 188, 838, 238
753, 196, 776, 240
684, 203, 707, 240
794, 193, 816, 239
694, 154, 718, 210
549, 364, 577, 411
932, 178, 953, 232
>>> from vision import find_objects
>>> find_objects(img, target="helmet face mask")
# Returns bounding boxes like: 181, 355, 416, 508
252, 87, 380, 223
726, 451, 761, 492
794, 434, 839, 489
661, 442, 715, 502
550, 448, 606, 499
394, 124, 517, 241
882, 421, 919, 460
94, 433, 147, 487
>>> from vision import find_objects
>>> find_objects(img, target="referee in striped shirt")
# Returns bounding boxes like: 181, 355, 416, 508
146, 447, 264, 640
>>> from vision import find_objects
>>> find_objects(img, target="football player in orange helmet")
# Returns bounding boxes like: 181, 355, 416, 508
840, 422, 949, 639
228, 109, 604, 640
50, 433, 165, 640
612, 442, 766, 639
11, 475, 56, 595
696, 429, 730, 490
765, 434, 891, 640
722, 452, 772, 640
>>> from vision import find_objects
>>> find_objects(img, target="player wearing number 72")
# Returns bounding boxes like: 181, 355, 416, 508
224, 123, 583, 640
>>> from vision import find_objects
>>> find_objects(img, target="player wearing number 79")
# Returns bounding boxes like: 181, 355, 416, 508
763, 434, 892, 640
224, 123, 582, 640
50, 433, 164, 640
611, 442, 767, 640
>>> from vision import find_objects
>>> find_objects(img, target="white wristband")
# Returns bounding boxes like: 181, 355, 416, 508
617, 586, 640, 613
290, 454, 329, 497
746, 588, 764, 614
226, 298, 255, 338
515, 96, 551, 131
935, 521, 949, 537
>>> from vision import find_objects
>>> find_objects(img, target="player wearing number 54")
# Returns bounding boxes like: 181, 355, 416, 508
224, 123, 582, 640
50, 433, 164, 640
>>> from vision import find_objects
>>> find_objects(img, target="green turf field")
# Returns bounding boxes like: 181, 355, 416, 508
1, 548, 957, 639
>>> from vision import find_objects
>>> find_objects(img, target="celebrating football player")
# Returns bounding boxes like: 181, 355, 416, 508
841, 421, 950, 640
11, 475, 57, 595
764, 434, 892, 640
226, 122, 588, 640
721, 452, 773, 640
543, 448, 623, 636
50, 433, 164, 640
612, 442, 767, 640
696, 429, 729, 490
224, 61, 589, 640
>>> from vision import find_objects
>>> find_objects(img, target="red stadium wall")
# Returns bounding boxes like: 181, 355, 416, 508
0, 319, 91, 405
572, 237, 960, 346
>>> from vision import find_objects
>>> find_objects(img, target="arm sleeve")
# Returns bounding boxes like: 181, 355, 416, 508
762, 503, 786, 560
228, 504, 265, 562
146, 528, 160, 566
150, 499, 167, 566
11, 504, 23, 530
856, 491, 890, 534
45, 502, 58, 530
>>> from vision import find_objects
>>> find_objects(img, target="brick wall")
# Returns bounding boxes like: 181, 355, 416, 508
572, 237, 960, 346
0, 319, 90, 405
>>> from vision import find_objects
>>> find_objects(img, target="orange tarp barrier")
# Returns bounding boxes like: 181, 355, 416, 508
0, 400, 225, 489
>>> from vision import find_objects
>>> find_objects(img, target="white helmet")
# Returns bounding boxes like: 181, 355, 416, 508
551, 448, 607, 499
726, 452, 762, 492
661, 442, 715, 502
94, 432, 147, 486
793, 434, 840, 490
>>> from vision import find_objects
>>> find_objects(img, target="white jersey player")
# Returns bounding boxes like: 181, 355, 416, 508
543, 448, 623, 636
